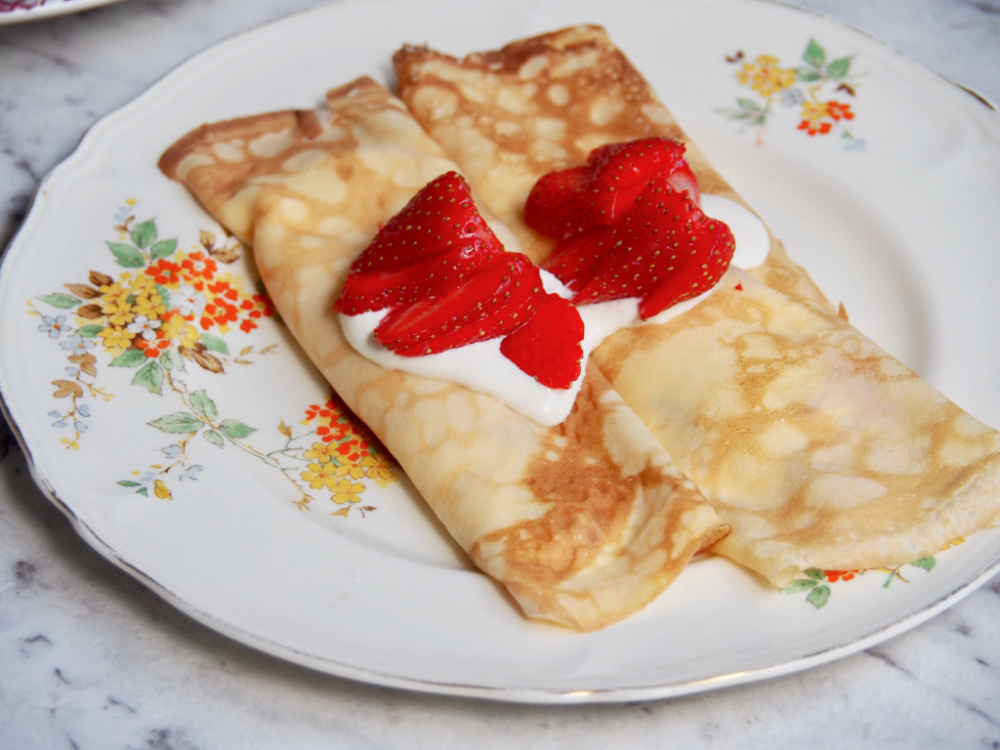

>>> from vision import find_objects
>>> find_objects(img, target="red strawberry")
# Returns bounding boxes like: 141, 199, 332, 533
524, 137, 703, 247
374, 252, 541, 355
631, 184, 734, 318
549, 175, 735, 318
584, 137, 690, 222
339, 170, 588, 389
523, 166, 589, 239
335, 171, 500, 314
500, 293, 584, 389
539, 225, 615, 293
663, 160, 700, 205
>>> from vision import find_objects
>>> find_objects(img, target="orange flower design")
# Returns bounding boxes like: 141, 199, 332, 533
145, 258, 183, 285
824, 570, 858, 583
826, 100, 855, 121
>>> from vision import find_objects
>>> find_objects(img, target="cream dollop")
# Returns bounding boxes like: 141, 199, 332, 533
339, 196, 768, 426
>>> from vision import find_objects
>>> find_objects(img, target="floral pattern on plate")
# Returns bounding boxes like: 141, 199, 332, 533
719, 38, 865, 149
27, 199, 398, 516
778, 543, 961, 609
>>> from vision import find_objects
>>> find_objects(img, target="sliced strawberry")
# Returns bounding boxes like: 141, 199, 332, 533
626, 178, 733, 317
500, 293, 584, 389
557, 175, 735, 318
584, 137, 689, 222
523, 166, 589, 239
335, 171, 501, 314
338, 171, 591, 388
337, 244, 499, 316
539, 225, 616, 293
664, 161, 700, 205
374, 253, 541, 356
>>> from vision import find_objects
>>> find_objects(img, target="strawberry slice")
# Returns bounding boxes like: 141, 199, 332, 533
630, 183, 734, 318
374, 253, 541, 356
584, 137, 690, 221
500, 293, 584, 389
335, 171, 500, 314
541, 174, 735, 318
339, 170, 589, 389
524, 137, 701, 245
663, 160, 700, 205
523, 166, 589, 239
539, 225, 616, 293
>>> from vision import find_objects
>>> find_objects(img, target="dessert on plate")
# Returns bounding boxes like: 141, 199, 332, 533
392, 25, 1000, 586
158, 76, 727, 631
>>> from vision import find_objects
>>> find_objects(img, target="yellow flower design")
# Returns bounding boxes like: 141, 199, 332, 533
99, 275, 128, 302
331, 478, 365, 505
159, 315, 199, 349
129, 276, 167, 318
736, 54, 797, 98
303, 442, 335, 464
302, 461, 337, 491
335, 463, 365, 480
360, 455, 394, 486
101, 296, 134, 327
98, 325, 134, 354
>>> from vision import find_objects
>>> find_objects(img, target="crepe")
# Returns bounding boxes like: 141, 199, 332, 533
392, 28, 1000, 585
158, 76, 727, 630
392, 24, 833, 312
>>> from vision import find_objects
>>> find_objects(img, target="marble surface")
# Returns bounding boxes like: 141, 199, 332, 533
2, 0, 1000, 747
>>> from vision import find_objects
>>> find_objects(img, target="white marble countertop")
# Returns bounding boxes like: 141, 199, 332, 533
2, 0, 999, 747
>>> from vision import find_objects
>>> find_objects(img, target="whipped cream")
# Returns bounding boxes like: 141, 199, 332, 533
339, 195, 768, 426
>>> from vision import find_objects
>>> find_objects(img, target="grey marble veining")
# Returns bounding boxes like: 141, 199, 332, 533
2, 0, 1000, 747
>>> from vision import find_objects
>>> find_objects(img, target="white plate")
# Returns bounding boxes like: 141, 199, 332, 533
0, 0, 127, 25
2, 0, 1000, 704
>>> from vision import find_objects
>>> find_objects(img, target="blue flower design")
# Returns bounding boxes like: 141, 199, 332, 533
39, 314, 67, 339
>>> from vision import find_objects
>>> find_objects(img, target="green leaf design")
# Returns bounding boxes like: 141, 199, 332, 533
803, 567, 825, 580
203, 429, 225, 447
911, 556, 936, 572
132, 360, 164, 395
107, 242, 146, 268
190, 389, 218, 420
806, 584, 831, 609
200, 333, 230, 355
803, 38, 826, 69
110, 349, 148, 368
737, 97, 764, 113
38, 293, 81, 309
118, 480, 142, 487
715, 107, 752, 122
77, 324, 105, 338
793, 67, 822, 82
825, 56, 852, 80
780, 578, 819, 594
219, 419, 256, 439
158, 348, 185, 372
149, 412, 203, 434
136, 486, 149, 497
131, 219, 157, 249
149, 238, 177, 261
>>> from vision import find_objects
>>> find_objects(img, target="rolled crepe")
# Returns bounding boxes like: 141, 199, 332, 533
392, 24, 832, 311
392, 28, 1000, 586
158, 76, 727, 630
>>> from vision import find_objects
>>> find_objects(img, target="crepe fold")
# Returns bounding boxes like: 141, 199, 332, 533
158, 76, 727, 630
392, 27, 1000, 586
